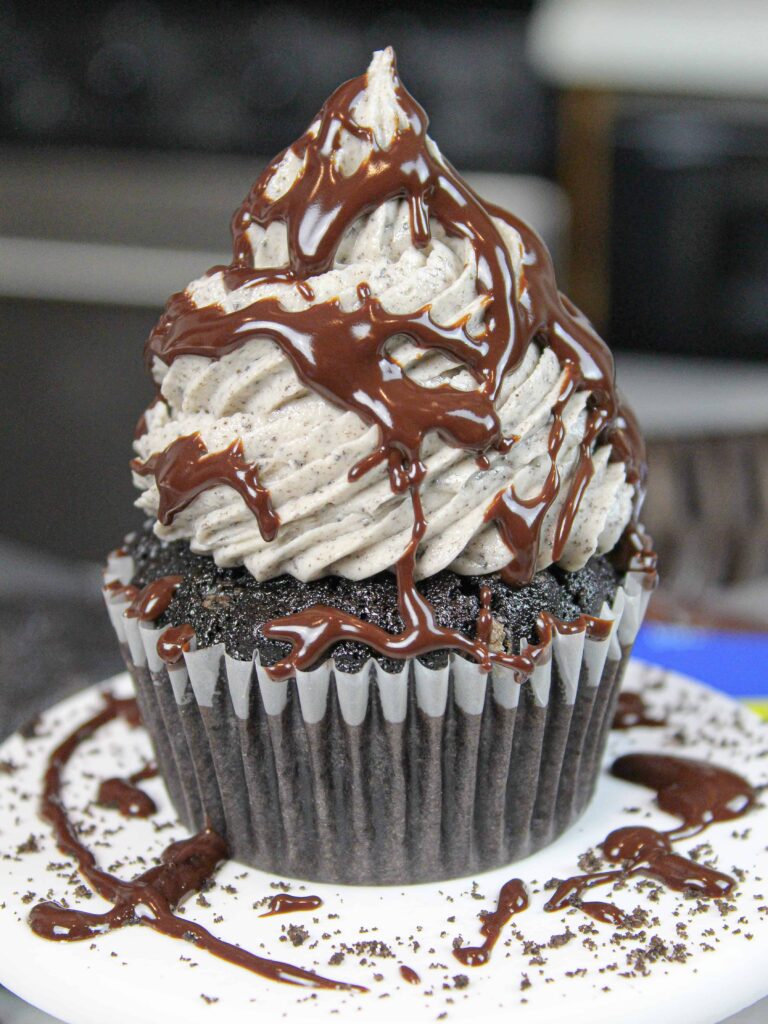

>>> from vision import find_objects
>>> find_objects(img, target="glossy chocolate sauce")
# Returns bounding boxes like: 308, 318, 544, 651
612, 692, 666, 731
156, 623, 196, 666
260, 893, 323, 917
125, 575, 183, 621
29, 695, 364, 993
260, 498, 615, 681
133, 433, 279, 542
544, 754, 755, 926
453, 879, 528, 966
138, 52, 653, 682
475, 584, 493, 645
399, 964, 421, 984
103, 579, 139, 604
97, 763, 158, 818
612, 753, 755, 833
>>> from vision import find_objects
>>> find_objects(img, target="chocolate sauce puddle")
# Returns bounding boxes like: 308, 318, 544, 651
138, 51, 655, 683
612, 692, 666, 730
544, 754, 755, 927
28, 695, 364, 993
453, 879, 528, 966
97, 763, 158, 818
260, 893, 323, 917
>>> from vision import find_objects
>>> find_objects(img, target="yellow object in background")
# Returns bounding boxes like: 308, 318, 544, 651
744, 700, 768, 722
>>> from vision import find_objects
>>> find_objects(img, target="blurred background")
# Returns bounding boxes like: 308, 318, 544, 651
1, 3, 767, 1022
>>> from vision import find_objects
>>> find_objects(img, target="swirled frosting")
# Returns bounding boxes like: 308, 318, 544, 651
133, 48, 640, 588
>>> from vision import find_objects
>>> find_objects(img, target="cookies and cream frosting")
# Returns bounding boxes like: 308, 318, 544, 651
133, 48, 641, 588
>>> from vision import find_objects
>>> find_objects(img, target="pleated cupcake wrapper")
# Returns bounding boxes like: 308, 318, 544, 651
103, 554, 650, 884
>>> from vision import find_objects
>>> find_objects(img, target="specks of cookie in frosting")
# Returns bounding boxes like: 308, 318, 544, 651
134, 48, 644, 592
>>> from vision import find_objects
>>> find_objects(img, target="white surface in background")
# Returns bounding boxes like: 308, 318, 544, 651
0, 174, 567, 306
0, 665, 766, 1024
529, 0, 768, 96
615, 354, 768, 439
0, 237, 226, 307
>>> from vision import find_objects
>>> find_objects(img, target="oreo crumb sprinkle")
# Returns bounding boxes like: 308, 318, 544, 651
286, 924, 309, 947
16, 835, 39, 855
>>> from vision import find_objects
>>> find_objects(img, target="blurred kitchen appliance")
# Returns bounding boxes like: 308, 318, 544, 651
1, 1, 546, 173
610, 102, 768, 360
529, 0, 768, 355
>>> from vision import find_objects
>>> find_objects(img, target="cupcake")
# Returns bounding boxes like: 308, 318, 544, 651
103, 48, 656, 885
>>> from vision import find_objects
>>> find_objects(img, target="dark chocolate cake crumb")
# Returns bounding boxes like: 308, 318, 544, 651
123, 521, 620, 670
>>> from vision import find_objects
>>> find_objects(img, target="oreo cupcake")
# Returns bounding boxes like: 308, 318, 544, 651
103, 48, 656, 884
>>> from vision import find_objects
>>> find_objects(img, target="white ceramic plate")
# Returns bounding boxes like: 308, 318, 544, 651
0, 661, 766, 1024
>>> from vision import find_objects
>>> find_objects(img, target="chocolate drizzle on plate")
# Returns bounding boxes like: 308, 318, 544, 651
97, 763, 158, 818
28, 695, 364, 993
399, 964, 421, 984
612, 691, 667, 730
544, 754, 756, 926
611, 753, 755, 833
260, 893, 323, 917
453, 879, 528, 966
137, 48, 654, 682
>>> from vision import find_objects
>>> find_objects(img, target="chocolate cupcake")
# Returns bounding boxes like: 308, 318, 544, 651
103, 48, 656, 884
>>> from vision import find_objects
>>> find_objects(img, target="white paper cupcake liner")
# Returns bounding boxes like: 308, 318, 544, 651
103, 553, 651, 884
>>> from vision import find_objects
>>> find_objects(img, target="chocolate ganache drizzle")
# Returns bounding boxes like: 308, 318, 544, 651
28, 694, 363, 992
453, 878, 528, 966
97, 762, 158, 818
544, 754, 756, 927
132, 434, 279, 541
612, 691, 667, 731
260, 893, 323, 917
136, 47, 653, 680
124, 574, 183, 621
